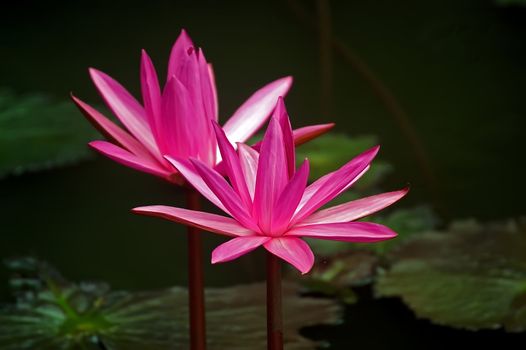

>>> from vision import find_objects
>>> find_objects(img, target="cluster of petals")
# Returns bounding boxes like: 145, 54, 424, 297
71, 30, 333, 183
134, 98, 408, 274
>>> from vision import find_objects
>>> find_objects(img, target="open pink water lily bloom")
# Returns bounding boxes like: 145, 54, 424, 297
134, 98, 407, 273
72, 29, 333, 183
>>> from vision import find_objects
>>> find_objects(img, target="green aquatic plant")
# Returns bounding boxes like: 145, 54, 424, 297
0, 257, 342, 349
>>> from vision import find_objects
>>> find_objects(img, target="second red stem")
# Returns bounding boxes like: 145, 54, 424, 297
186, 189, 207, 350
267, 252, 283, 350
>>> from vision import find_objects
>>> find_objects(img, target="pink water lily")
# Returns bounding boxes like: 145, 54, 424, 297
133, 98, 407, 274
72, 29, 333, 183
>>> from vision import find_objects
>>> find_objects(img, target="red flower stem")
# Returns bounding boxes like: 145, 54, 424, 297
266, 252, 283, 350
186, 188, 207, 350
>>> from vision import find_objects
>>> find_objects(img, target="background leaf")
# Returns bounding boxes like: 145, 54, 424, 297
299, 207, 438, 303
0, 89, 97, 179
376, 219, 526, 332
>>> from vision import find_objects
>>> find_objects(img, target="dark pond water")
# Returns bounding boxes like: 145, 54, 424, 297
1, 0, 525, 348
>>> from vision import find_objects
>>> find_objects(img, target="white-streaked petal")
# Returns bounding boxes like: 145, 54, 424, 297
299, 188, 409, 225
223, 76, 293, 144
132, 205, 253, 237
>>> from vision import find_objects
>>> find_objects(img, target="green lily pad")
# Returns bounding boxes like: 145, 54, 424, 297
376, 219, 526, 332
0, 257, 342, 349
0, 89, 97, 178
300, 207, 437, 303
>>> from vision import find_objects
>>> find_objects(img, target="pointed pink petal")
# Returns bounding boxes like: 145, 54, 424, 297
274, 97, 295, 178
207, 63, 219, 121
338, 165, 370, 194
161, 77, 194, 159
132, 205, 253, 237
213, 159, 227, 175
211, 236, 270, 264
71, 95, 154, 160
252, 123, 335, 152
168, 46, 213, 165
165, 156, 229, 215
287, 222, 397, 243
299, 188, 409, 225
222, 76, 293, 144
291, 123, 335, 146
140, 50, 162, 144
253, 117, 288, 233
90, 141, 169, 179
190, 158, 261, 233
291, 146, 380, 224
271, 160, 310, 234
237, 143, 259, 199
197, 50, 218, 122
162, 74, 215, 166
264, 237, 314, 274
168, 46, 207, 131
89, 68, 160, 160
213, 123, 252, 209
167, 29, 194, 80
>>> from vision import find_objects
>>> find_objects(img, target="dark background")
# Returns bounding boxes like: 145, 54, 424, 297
1, 0, 525, 347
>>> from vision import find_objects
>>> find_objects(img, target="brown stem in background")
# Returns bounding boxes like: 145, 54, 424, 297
288, 0, 444, 216
317, 0, 333, 117
267, 252, 283, 350
186, 189, 207, 350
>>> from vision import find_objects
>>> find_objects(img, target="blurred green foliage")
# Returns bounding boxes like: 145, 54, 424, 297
0, 90, 96, 179
376, 219, 526, 332
0, 257, 342, 349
